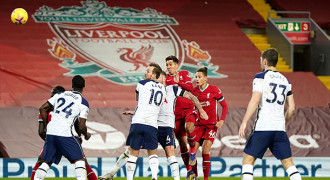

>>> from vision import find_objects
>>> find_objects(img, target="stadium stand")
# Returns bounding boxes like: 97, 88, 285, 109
0, 0, 329, 160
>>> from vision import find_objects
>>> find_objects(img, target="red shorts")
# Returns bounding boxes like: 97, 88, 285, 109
194, 125, 218, 145
174, 108, 197, 138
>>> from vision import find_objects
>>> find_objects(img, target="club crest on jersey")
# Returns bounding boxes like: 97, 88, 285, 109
33, 0, 227, 85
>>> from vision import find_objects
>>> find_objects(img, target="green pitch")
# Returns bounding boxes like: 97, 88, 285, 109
1, 178, 329, 180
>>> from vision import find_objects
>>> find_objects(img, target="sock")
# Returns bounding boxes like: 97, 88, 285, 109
110, 149, 130, 176
34, 163, 49, 180
286, 166, 302, 180
75, 160, 87, 180
192, 160, 198, 177
242, 164, 254, 180
180, 146, 191, 171
31, 162, 41, 180
126, 156, 137, 180
187, 131, 196, 154
202, 154, 211, 180
149, 155, 159, 180
86, 164, 97, 180
168, 156, 180, 180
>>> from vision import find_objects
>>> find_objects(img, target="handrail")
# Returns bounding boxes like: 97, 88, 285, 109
268, 11, 311, 18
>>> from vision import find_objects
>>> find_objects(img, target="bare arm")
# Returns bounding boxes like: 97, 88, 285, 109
285, 95, 295, 124
38, 122, 46, 140
79, 118, 91, 140
39, 102, 51, 130
183, 91, 208, 120
238, 91, 261, 138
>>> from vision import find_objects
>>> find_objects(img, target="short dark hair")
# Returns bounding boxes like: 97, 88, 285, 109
149, 63, 162, 79
160, 70, 166, 77
261, 48, 278, 67
51, 86, 65, 97
165, 55, 179, 64
197, 67, 208, 76
72, 75, 85, 89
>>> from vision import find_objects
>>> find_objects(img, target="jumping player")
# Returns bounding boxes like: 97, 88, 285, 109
125, 63, 165, 180
165, 55, 198, 179
192, 67, 228, 180
239, 48, 302, 180
34, 75, 92, 180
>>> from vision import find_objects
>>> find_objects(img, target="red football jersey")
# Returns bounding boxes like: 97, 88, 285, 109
193, 84, 224, 125
166, 70, 194, 110
38, 112, 52, 123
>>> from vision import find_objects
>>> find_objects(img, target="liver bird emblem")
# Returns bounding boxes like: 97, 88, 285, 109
117, 45, 154, 71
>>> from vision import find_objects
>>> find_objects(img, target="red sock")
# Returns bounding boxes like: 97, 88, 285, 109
30, 162, 41, 180
180, 146, 191, 171
86, 164, 97, 180
192, 160, 198, 177
202, 154, 211, 180
187, 131, 196, 154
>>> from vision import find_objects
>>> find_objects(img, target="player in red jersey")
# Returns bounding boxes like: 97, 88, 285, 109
31, 86, 97, 180
192, 67, 228, 180
165, 55, 206, 179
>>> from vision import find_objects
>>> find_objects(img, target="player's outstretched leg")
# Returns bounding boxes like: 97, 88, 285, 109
33, 162, 49, 180
31, 162, 41, 180
99, 148, 130, 180
75, 160, 87, 180
167, 156, 180, 180
86, 163, 97, 180
185, 115, 197, 166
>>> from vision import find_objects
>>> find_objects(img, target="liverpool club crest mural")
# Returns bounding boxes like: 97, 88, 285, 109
33, 0, 227, 85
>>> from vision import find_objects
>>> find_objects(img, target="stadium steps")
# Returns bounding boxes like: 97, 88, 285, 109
247, 0, 281, 22
317, 76, 330, 91
247, 34, 293, 72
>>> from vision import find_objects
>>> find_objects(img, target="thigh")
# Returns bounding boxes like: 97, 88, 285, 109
174, 119, 186, 138
244, 131, 273, 159
184, 109, 197, 124
270, 131, 292, 160
143, 125, 158, 150
57, 136, 84, 162
126, 124, 144, 150
202, 126, 217, 143
194, 126, 206, 144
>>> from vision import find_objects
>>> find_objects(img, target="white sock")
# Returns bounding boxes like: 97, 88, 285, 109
75, 160, 86, 180
126, 155, 137, 180
34, 163, 49, 180
286, 166, 302, 180
110, 149, 130, 176
242, 164, 253, 180
149, 155, 159, 180
167, 156, 180, 180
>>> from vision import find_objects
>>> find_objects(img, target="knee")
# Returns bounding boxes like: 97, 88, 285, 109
185, 123, 194, 134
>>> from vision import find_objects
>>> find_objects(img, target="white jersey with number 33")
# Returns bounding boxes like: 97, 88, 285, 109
46, 91, 89, 137
253, 70, 292, 131
132, 80, 166, 129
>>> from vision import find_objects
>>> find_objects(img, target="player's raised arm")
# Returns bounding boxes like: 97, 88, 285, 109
238, 91, 261, 138
175, 71, 194, 92
285, 94, 295, 124
182, 91, 208, 120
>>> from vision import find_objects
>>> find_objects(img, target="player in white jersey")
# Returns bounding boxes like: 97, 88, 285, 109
35, 75, 91, 180
239, 48, 302, 180
125, 63, 165, 180
99, 71, 207, 180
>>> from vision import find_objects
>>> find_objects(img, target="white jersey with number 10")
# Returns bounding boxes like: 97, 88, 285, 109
253, 70, 292, 131
132, 80, 166, 129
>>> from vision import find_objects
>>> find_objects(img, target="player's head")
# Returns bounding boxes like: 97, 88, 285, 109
145, 63, 162, 80
261, 48, 278, 71
165, 55, 179, 75
72, 75, 85, 93
50, 86, 65, 97
195, 67, 208, 87
157, 71, 166, 85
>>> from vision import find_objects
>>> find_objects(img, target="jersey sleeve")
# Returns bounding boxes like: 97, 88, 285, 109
47, 93, 58, 107
172, 86, 185, 97
214, 87, 224, 102
252, 73, 264, 92
79, 98, 89, 119
177, 71, 193, 92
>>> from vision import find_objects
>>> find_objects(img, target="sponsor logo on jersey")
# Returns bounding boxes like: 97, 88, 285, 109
33, 1, 227, 85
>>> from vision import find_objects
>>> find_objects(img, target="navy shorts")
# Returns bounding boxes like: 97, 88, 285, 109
126, 124, 158, 150
41, 135, 84, 164
244, 131, 292, 160
158, 126, 175, 148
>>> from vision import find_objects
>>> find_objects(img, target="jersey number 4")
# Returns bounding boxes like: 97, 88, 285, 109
149, 89, 163, 106
266, 83, 287, 105
55, 98, 74, 118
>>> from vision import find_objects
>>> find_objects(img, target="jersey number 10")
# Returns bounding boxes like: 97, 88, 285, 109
149, 89, 163, 106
